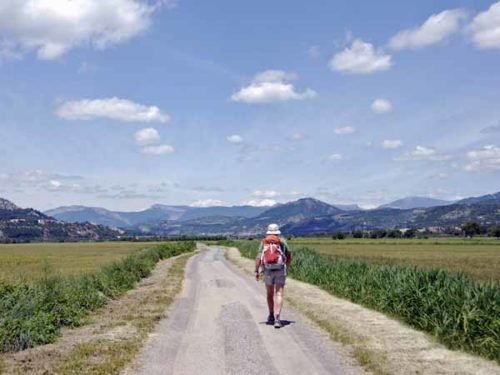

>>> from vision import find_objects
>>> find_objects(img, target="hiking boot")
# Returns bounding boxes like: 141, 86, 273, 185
266, 314, 275, 325
274, 316, 282, 329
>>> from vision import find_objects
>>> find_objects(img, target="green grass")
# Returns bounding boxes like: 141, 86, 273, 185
225, 239, 500, 362
289, 238, 500, 282
0, 242, 164, 283
0, 242, 195, 353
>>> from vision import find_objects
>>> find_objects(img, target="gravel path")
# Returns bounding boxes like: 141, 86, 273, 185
125, 245, 364, 375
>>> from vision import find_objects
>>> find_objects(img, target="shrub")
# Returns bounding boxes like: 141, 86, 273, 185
0, 242, 194, 352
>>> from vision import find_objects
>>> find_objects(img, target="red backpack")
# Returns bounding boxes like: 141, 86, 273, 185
261, 235, 286, 268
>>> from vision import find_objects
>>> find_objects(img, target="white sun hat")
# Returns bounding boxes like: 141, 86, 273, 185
266, 223, 281, 235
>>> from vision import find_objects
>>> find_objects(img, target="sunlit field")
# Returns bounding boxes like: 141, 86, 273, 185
0, 242, 163, 282
289, 237, 500, 281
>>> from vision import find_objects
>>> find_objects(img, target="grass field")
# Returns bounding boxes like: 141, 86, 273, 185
289, 238, 500, 282
227, 239, 500, 362
0, 242, 164, 282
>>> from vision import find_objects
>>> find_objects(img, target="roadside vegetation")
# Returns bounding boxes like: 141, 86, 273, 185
0, 241, 195, 353
290, 237, 500, 282
223, 239, 500, 362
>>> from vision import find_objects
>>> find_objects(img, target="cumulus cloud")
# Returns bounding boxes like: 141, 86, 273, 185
389, 9, 467, 50
334, 126, 356, 135
371, 98, 392, 113
135, 128, 160, 145
230, 69, 317, 104
253, 190, 280, 198
227, 134, 243, 144
329, 39, 392, 74
396, 145, 452, 161
381, 139, 403, 149
241, 199, 277, 207
0, 0, 161, 60
464, 145, 500, 171
141, 144, 174, 155
57, 97, 170, 123
468, 1, 500, 49
189, 199, 225, 207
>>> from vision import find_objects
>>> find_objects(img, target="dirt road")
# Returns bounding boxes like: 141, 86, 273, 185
126, 246, 363, 375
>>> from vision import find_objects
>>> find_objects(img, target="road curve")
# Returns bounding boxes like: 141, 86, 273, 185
126, 245, 363, 375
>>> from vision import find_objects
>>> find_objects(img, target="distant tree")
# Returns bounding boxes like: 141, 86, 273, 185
387, 229, 402, 238
403, 228, 416, 238
332, 232, 345, 240
488, 225, 500, 238
352, 230, 363, 239
462, 221, 481, 237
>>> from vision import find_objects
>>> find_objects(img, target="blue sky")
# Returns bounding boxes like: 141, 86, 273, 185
1, 0, 499, 211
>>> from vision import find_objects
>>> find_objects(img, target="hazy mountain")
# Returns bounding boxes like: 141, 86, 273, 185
46, 204, 267, 228
379, 197, 453, 210
456, 191, 500, 205
152, 198, 345, 236
332, 204, 362, 211
177, 206, 267, 221
149, 194, 500, 236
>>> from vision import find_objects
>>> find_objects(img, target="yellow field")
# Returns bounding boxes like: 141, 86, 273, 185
0, 242, 163, 282
289, 238, 500, 282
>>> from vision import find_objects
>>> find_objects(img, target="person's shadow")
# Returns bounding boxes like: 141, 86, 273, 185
260, 320, 295, 328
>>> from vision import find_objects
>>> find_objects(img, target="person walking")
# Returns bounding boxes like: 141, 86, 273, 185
255, 223, 292, 328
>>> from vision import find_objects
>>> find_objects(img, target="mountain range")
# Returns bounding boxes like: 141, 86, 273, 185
44, 195, 457, 229
1, 191, 499, 240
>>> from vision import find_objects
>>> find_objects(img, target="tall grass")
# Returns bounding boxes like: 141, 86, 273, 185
226, 240, 500, 362
0, 242, 194, 352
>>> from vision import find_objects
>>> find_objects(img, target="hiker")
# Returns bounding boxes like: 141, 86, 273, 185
255, 223, 292, 328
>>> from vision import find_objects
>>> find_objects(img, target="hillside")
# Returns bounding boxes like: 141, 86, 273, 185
0, 198, 121, 242
46, 204, 268, 228
379, 196, 453, 209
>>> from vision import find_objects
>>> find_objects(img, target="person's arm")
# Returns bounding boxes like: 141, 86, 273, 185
281, 237, 292, 267
255, 241, 263, 280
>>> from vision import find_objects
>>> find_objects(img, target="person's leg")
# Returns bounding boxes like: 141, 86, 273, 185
274, 284, 284, 317
266, 284, 275, 315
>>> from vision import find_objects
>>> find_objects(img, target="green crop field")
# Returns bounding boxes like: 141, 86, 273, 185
0, 242, 164, 282
289, 237, 500, 282
226, 239, 500, 362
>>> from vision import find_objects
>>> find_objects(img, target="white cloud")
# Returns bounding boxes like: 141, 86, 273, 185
241, 199, 277, 207
189, 199, 224, 207
334, 126, 356, 135
326, 153, 344, 161
230, 69, 317, 104
396, 145, 452, 161
0, 0, 160, 60
49, 180, 62, 188
227, 134, 243, 144
57, 97, 170, 123
464, 145, 500, 171
329, 39, 392, 74
135, 128, 160, 145
468, 1, 500, 49
371, 98, 392, 113
253, 190, 280, 198
141, 144, 174, 155
381, 139, 403, 149
389, 9, 467, 50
